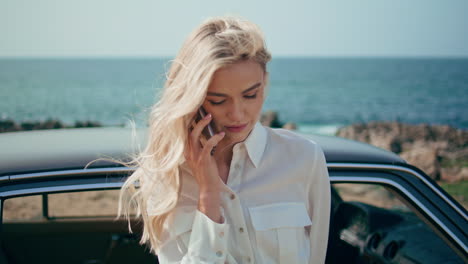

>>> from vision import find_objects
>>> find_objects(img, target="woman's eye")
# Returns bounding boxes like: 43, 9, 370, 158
208, 100, 226, 105
244, 93, 257, 99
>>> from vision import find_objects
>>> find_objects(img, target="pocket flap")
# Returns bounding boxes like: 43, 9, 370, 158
249, 202, 312, 231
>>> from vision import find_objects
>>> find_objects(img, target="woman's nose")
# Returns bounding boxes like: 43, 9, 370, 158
227, 101, 244, 121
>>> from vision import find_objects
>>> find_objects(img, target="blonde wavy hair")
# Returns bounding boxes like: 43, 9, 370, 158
118, 16, 271, 254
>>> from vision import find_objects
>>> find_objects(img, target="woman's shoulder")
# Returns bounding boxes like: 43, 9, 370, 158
264, 126, 324, 156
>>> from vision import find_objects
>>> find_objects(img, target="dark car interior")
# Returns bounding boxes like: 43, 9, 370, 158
326, 200, 462, 263
3, 218, 156, 264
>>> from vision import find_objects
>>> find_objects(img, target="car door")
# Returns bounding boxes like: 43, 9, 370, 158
0, 167, 158, 264
327, 163, 467, 264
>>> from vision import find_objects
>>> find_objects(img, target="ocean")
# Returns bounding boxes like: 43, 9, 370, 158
1, 57, 467, 135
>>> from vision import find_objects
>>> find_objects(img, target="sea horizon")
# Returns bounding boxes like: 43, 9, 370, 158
1, 57, 467, 135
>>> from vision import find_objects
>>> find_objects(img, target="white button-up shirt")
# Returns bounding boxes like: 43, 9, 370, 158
152, 122, 331, 264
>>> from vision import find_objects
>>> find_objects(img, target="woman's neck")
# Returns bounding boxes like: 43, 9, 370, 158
213, 143, 233, 184
215, 142, 234, 167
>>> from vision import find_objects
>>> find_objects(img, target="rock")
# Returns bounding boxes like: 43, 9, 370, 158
260, 111, 297, 130
400, 147, 441, 180
260, 111, 283, 128
19, 120, 66, 130
0, 119, 21, 132
21, 121, 39, 131
41, 119, 65, 129
75, 121, 102, 128
441, 167, 468, 183
282, 122, 297, 130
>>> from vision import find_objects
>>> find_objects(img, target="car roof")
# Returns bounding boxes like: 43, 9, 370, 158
0, 127, 405, 176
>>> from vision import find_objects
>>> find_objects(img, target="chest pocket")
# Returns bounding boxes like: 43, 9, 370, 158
249, 202, 312, 264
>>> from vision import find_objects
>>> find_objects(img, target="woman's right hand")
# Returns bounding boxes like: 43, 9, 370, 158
185, 113, 225, 222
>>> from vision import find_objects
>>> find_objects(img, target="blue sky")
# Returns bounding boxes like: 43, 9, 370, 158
1, 0, 467, 57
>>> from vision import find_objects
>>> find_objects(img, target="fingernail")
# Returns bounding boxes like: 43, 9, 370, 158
203, 113, 211, 120
219, 132, 225, 136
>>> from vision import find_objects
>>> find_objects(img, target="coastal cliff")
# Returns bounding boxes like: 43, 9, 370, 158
336, 122, 468, 183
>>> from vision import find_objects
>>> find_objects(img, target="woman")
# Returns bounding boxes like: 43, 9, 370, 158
119, 16, 331, 264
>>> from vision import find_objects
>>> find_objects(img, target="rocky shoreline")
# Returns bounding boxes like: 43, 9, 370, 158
260, 111, 467, 184
336, 121, 468, 183
1, 111, 287, 133
0, 119, 102, 133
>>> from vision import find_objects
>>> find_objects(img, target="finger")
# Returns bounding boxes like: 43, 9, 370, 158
184, 129, 196, 160
191, 113, 213, 144
201, 132, 225, 157
183, 142, 190, 160
185, 110, 198, 134
199, 134, 208, 147
188, 110, 198, 120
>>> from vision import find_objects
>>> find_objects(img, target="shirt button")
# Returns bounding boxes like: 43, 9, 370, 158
247, 256, 252, 262
216, 250, 223, 257
234, 163, 241, 170
219, 231, 224, 238
230, 194, 236, 200
239, 227, 244, 233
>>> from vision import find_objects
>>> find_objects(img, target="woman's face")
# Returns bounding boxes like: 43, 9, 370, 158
202, 59, 266, 146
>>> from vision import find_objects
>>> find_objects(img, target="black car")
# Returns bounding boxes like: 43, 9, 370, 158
1, 127, 466, 264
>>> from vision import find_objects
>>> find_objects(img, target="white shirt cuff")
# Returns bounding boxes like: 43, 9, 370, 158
186, 210, 230, 262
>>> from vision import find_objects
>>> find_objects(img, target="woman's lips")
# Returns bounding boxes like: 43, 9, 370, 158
225, 124, 248, 132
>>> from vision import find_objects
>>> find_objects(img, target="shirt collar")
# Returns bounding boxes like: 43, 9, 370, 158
242, 122, 267, 168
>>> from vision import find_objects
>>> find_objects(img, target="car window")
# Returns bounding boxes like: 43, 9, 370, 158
48, 190, 120, 218
3, 195, 42, 221
3, 189, 126, 221
330, 183, 465, 264
2, 188, 156, 264
333, 183, 410, 212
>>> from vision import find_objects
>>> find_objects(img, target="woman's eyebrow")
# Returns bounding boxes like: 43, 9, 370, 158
207, 82, 261, 97
242, 83, 261, 93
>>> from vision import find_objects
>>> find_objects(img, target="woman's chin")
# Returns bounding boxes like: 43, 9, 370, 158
224, 130, 251, 145
221, 134, 239, 143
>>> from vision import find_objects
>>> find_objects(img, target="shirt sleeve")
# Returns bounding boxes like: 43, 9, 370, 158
307, 144, 331, 264
157, 209, 230, 264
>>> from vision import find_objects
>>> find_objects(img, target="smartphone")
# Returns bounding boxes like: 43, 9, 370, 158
195, 107, 217, 155
196, 107, 216, 139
